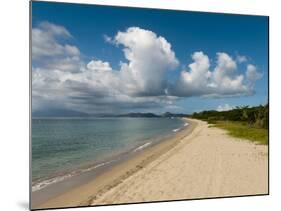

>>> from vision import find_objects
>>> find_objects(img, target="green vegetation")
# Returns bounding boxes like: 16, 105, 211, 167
192, 104, 269, 145
211, 121, 268, 145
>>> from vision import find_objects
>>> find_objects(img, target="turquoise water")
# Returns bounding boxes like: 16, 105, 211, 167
32, 117, 185, 191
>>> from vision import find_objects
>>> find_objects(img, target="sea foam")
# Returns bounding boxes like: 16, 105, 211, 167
133, 142, 151, 152
32, 159, 117, 192
173, 128, 180, 132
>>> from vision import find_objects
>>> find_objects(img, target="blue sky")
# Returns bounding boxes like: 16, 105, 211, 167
32, 1, 268, 115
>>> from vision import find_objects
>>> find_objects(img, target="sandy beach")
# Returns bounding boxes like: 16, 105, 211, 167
34, 118, 268, 209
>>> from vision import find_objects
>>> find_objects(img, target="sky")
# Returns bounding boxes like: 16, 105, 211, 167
31, 1, 269, 115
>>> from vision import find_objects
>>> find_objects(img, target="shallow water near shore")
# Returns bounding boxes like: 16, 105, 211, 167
32, 117, 186, 193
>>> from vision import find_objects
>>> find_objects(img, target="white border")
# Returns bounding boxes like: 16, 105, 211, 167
1, 0, 280, 211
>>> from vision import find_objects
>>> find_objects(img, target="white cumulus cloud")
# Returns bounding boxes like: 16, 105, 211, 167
246, 64, 263, 82
236, 55, 247, 63
32, 22, 263, 115
172, 51, 260, 97
32, 25, 180, 114
216, 104, 234, 112
32, 21, 80, 60
114, 27, 179, 96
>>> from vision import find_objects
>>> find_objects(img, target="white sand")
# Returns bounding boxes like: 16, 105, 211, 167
92, 119, 268, 205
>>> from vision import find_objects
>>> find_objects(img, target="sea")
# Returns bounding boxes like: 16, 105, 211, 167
31, 117, 188, 192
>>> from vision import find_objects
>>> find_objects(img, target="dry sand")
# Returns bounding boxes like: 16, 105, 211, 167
35, 118, 268, 209
91, 119, 268, 205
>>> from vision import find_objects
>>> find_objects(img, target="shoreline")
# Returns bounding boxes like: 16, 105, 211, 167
32, 118, 197, 209
33, 118, 268, 209
91, 119, 268, 205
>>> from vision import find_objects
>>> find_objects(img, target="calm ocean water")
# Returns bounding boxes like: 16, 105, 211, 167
32, 117, 186, 191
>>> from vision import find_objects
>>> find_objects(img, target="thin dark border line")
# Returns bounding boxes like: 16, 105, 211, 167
29, 0, 270, 210
267, 16, 270, 196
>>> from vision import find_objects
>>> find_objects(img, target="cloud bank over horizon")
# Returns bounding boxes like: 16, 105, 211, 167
32, 22, 263, 115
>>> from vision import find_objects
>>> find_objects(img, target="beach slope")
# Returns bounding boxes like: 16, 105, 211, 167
35, 118, 268, 209
91, 119, 268, 205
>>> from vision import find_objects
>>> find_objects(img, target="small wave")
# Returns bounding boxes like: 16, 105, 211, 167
134, 142, 151, 152
32, 160, 117, 192
184, 122, 189, 126
32, 173, 74, 192
173, 128, 180, 132
81, 160, 116, 173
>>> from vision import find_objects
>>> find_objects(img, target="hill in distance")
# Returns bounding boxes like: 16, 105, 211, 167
32, 109, 190, 118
